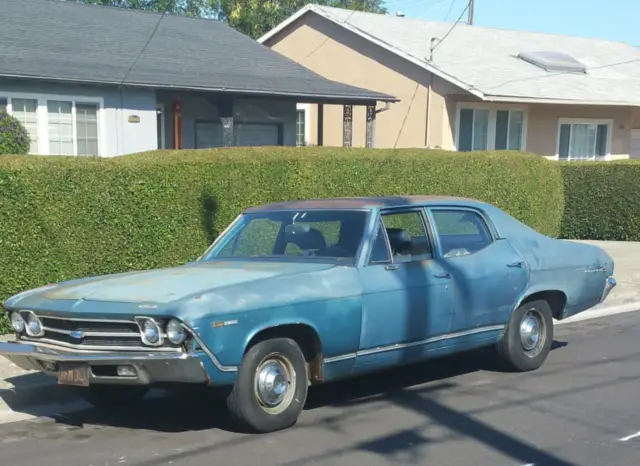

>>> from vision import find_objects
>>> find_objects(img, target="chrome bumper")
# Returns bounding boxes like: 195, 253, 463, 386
600, 275, 617, 303
0, 340, 211, 386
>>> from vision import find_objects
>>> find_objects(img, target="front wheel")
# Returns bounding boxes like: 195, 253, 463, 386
497, 299, 554, 372
226, 337, 308, 433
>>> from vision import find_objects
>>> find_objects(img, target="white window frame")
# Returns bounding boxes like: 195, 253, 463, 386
455, 102, 528, 152
0, 92, 105, 156
555, 118, 614, 161
296, 103, 311, 146
156, 103, 166, 150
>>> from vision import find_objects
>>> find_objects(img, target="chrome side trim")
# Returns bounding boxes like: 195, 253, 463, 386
323, 353, 357, 364
323, 324, 505, 364
180, 322, 238, 373
20, 337, 183, 353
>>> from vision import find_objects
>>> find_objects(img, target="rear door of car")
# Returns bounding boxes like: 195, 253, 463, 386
425, 206, 529, 338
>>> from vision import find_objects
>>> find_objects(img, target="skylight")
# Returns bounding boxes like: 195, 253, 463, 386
517, 51, 587, 73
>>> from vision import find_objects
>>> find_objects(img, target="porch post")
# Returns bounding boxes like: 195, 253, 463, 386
172, 98, 182, 149
317, 104, 324, 146
217, 99, 234, 147
365, 104, 376, 148
342, 104, 353, 147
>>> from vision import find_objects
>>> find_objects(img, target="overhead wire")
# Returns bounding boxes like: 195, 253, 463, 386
393, 0, 471, 148
119, 1, 175, 85
301, 7, 362, 61
479, 57, 640, 91
431, 0, 471, 55
442, 0, 458, 22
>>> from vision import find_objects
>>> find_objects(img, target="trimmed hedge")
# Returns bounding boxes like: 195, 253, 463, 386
0, 148, 564, 333
560, 160, 640, 241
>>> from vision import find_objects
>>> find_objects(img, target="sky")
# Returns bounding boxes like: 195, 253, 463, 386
383, 0, 639, 46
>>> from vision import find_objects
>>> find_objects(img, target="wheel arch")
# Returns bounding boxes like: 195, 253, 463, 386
515, 288, 568, 320
244, 321, 324, 384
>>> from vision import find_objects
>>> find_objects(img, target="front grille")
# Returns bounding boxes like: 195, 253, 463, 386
26, 315, 182, 351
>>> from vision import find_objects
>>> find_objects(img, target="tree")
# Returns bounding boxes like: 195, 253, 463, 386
70, 0, 387, 39
73, 0, 215, 17
220, 0, 387, 39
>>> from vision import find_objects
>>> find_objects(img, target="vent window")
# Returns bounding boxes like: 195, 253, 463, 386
517, 51, 587, 73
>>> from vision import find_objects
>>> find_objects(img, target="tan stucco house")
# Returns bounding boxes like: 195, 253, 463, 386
259, 5, 640, 161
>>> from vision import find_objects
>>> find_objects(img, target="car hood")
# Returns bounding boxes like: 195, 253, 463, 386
36, 261, 336, 305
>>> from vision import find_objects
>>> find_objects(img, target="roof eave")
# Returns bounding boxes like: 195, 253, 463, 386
258, 5, 486, 101
0, 72, 397, 104
483, 94, 640, 107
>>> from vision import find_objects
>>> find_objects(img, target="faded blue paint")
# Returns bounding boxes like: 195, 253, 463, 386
1, 196, 615, 388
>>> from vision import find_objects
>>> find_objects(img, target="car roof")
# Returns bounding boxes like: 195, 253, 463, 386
244, 196, 488, 212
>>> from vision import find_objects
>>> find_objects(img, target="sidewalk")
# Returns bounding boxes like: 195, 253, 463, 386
1, 240, 640, 419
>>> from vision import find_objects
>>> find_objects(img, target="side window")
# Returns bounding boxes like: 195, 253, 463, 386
381, 211, 432, 263
369, 220, 391, 264
431, 209, 493, 257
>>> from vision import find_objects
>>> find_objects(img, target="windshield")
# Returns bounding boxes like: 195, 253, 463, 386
202, 209, 369, 263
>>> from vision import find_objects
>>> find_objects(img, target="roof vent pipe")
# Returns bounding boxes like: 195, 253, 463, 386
396, 11, 405, 17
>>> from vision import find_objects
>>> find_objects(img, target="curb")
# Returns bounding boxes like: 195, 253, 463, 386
0, 300, 639, 418
555, 300, 640, 325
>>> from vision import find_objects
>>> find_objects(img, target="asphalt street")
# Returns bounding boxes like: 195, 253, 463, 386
1, 312, 640, 466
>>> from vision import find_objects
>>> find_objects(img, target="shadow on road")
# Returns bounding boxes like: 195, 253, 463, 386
44, 342, 568, 437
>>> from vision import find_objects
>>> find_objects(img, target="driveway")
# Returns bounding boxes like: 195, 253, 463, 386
1, 311, 639, 466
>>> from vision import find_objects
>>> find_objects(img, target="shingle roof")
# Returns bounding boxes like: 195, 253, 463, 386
0, 0, 396, 103
260, 5, 640, 106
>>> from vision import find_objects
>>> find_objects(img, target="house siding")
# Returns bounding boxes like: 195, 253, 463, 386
265, 12, 458, 149
1, 79, 299, 155
525, 104, 633, 159
0, 78, 157, 156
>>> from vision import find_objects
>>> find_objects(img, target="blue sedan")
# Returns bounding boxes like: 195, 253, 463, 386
0, 196, 616, 433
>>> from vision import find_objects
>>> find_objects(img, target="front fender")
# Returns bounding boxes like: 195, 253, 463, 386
189, 295, 362, 369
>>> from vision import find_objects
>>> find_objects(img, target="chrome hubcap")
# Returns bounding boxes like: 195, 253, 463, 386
254, 355, 294, 413
520, 310, 543, 352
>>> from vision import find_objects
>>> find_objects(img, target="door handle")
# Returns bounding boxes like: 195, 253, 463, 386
507, 261, 523, 268
385, 264, 400, 271
434, 272, 450, 279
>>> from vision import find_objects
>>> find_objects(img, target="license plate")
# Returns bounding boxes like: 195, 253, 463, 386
57, 364, 89, 387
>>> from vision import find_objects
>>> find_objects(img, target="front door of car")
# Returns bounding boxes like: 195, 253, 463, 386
427, 207, 529, 338
355, 208, 454, 372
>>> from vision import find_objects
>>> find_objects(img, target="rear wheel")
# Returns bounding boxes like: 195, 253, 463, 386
498, 299, 554, 372
78, 385, 149, 410
226, 337, 308, 433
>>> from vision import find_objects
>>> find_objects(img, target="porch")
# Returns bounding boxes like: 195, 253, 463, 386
156, 91, 395, 150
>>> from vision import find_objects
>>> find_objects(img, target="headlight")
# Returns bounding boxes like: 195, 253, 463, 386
10, 312, 25, 333
24, 312, 43, 337
166, 319, 186, 345
141, 319, 161, 345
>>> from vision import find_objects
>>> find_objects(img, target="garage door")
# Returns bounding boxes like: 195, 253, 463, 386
631, 129, 640, 159
235, 123, 279, 147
